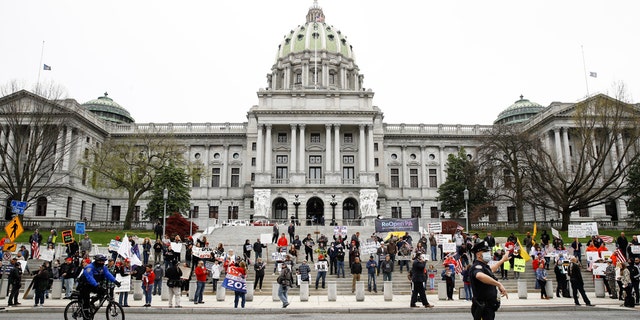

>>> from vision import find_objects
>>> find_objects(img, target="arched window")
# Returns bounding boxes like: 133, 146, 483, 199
273, 198, 288, 220
36, 197, 47, 216
342, 198, 358, 220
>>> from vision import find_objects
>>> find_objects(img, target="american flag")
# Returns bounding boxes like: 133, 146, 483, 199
454, 258, 463, 274
614, 248, 627, 263
598, 235, 614, 243
456, 225, 464, 231
31, 242, 40, 259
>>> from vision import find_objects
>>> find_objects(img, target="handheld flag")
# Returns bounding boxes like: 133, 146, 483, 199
516, 238, 531, 262
117, 234, 142, 266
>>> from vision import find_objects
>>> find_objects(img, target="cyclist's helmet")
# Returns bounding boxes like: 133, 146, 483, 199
94, 254, 108, 263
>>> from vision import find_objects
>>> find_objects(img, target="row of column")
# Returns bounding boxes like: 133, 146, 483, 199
255, 123, 375, 174
273, 62, 358, 90
549, 127, 627, 172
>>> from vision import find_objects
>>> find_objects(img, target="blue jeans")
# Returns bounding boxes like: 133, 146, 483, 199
278, 285, 289, 306
153, 279, 162, 295
195, 281, 205, 303
336, 261, 345, 277
234, 291, 246, 308
464, 283, 473, 301
429, 277, 435, 290
64, 278, 75, 297
119, 292, 129, 306
143, 285, 152, 305
430, 246, 437, 261
383, 272, 392, 281
367, 272, 377, 291
315, 271, 327, 288
34, 289, 45, 305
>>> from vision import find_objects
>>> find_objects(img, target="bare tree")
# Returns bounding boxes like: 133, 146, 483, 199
0, 81, 75, 220
525, 86, 640, 230
477, 124, 537, 231
85, 128, 185, 229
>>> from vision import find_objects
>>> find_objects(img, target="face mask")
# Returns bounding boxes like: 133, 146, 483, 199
482, 252, 492, 263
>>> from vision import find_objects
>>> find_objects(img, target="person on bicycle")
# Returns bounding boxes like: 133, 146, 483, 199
76, 254, 120, 318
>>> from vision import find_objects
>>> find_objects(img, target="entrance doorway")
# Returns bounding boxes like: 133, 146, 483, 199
306, 197, 325, 226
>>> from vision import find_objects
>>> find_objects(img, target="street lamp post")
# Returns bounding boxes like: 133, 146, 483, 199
293, 195, 300, 226
162, 188, 168, 238
190, 202, 195, 237
463, 187, 469, 232
330, 195, 337, 225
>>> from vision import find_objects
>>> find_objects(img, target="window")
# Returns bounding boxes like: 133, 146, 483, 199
192, 174, 201, 187
295, 73, 302, 84
429, 169, 438, 188
579, 207, 589, 217
90, 204, 95, 220
211, 168, 221, 187
343, 167, 355, 183
343, 200, 357, 220
411, 207, 421, 218
392, 206, 402, 219
310, 133, 321, 143
228, 205, 239, 220
277, 133, 288, 143
329, 74, 335, 84
35, 197, 47, 217
390, 168, 400, 188
410, 154, 417, 160
251, 173, 255, 182
410, 168, 419, 188
488, 206, 498, 222
391, 153, 397, 160
274, 200, 288, 220
375, 173, 379, 182
309, 155, 322, 164
252, 142, 256, 151
309, 167, 322, 182
213, 153, 221, 159
507, 206, 516, 222
276, 167, 288, 183
66, 197, 72, 218
209, 206, 219, 219
429, 154, 435, 160
233, 153, 240, 159
343, 133, 353, 143
485, 169, 494, 189
276, 155, 288, 164
374, 143, 378, 151
343, 155, 354, 164
230, 168, 240, 187
82, 168, 88, 185
133, 205, 140, 221
251, 157, 256, 166
374, 158, 379, 167
430, 207, 439, 218
111, 206, 121, 221
80, 201, 86, 220
192, 206, 199, 219
503, 169, 512, 189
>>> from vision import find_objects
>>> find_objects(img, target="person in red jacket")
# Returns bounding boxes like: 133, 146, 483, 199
142, 264, 155, 307
234, 261, 247, 308
194, 260, 208, 304
277, 233, 289, 251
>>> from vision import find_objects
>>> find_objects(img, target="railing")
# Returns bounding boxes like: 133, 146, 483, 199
107, 122, 248, 135
17, 219, 154, 231
383, 123, 493, 136
271, 178, 290, 184
341, 178, 359, 185
306, 178, 325, 184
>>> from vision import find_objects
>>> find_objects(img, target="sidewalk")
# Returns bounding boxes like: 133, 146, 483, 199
2, 292, 637, 314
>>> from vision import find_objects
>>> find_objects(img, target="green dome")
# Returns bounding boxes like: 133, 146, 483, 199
82, 92, 135, 124
275, 2, 354, 61
494, 95, 544, 125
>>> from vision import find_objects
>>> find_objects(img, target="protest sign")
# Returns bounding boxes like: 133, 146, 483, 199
333, 226, 348, 237
39, 249, 55, 261
586, 251, 599, 262
551, 228, 561, 239
108, 240, 121, 252
568, 225, 586, 238
192, 247, 214, 259
260, 233, 271, 245
581, 222, 598, 236
115, 274, 131, 293
631, 245, 640, 254
443, 243, 456, 253
591, 263, 607, 276
427, 222, 442, 234
62, 230, 74, 244
170, 242, 182, 253
360, 240, 378, 255
436, 234, 452, 245
513, 258, 526, 273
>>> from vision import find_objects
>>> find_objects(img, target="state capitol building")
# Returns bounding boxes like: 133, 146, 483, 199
1, 2, 632, 228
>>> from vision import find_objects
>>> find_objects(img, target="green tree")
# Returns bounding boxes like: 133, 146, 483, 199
85, 129, 185, 229
437, 148, 488, 223
623, 158, 640, 228
145, 162, 191, 221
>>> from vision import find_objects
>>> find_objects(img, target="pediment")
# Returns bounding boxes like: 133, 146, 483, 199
307, 145, 325, 152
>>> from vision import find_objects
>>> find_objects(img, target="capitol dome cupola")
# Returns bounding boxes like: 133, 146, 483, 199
266, 0, 363, 92
82, 92, 135, 124
494, 95, 544, 125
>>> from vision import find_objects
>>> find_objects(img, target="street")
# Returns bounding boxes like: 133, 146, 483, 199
3, 309, 638, 320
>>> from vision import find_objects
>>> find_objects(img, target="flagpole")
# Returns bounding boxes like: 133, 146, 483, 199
581, 45, 589, 96
37, 40, 45, 91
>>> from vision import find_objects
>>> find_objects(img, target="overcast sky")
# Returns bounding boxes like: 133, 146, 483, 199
1, 0, 639, 126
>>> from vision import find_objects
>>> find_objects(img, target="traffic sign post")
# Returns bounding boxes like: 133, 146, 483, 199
4, 216, 24, 242
10, 200, 27, 215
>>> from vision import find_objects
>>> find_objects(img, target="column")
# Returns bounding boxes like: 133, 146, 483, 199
359, 124, 366, 173
562, 128, 571, 171
265, 124, 272, 174
290, 125, 297, 173
553, 128, 563, 171
439, 145, 446, 185
617, 133, 626, 167
420, 146, 428, 187
610, 133, 619, 170
367, 124, 375, 172
62, 127, 73, 171
333, 124, 340, 173
256, 125, 263, 173
325, 124, 332, 173
0, 126, 6, 170
299, 124, 306, 177
75, 129, 84, 169
402, 145, 409, 187
221, 145, 229, 187
302, 62, 308, 87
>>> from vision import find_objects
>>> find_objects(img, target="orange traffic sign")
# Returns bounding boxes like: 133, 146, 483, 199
4, 216, 23, 242
3, 242, 16, 252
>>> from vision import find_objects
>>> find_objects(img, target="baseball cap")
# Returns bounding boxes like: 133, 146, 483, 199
471, 241, 491, 253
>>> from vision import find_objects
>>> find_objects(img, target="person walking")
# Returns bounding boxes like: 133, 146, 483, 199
254, 257, 266, 292
409, 255, 434, 308
536, 261, 549, 299
568, 256, 594, 306
351, 256, 362, 293
164, 260, 183, 308
272, 224, 279, 244
242, 239, 253, 265
469, 241, 509, 320
277, 263, 293, 308
194, 260, 208, 304
303, 234, 315, 262
288, 223, 296, 242
366, 255, 377, 293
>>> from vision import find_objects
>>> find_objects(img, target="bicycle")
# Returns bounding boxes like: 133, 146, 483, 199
64, 289, 125, 320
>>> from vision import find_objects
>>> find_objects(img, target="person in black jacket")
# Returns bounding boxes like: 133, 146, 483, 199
164, 260, 183, 308
7, 258, 22, 306
409, 255, 434, 308
568, 257, 594, 306
554, 262, 570, 298
350, 257, 362, 293
253, 238, 266, 261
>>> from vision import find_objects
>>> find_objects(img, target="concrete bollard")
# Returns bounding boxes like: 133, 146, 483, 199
458, 287, 467, 300
438, 282, 447, 300
517, 279, 527, 299
188, 280, 196, 301
545, 280, 554, 299
272, 282, 279, 302
299, 282, 309, 301
355, 281, 365, 301
594, 278, 605, 298
161, 282, 169, 301
51, 280, 62, 299
133, 280, 143, 300
328, 281, 337, 301
216, 283, 226, 301
246, 283, 254, 302
383, 281, 393, 301
0, 278, 6, 299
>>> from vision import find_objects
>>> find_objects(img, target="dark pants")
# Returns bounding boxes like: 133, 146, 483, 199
633, 280, 640, 304
538, 279, 547, 298
556, 279, 569, 297
329, 258, 337, 274
471, 300, 496, 320
305, 248, 314, 262
571, 280, 591, 305
624, 284, 635, 307
254, 273, 264, 290
410, 280, 429, 306
8, 283, 20, 305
